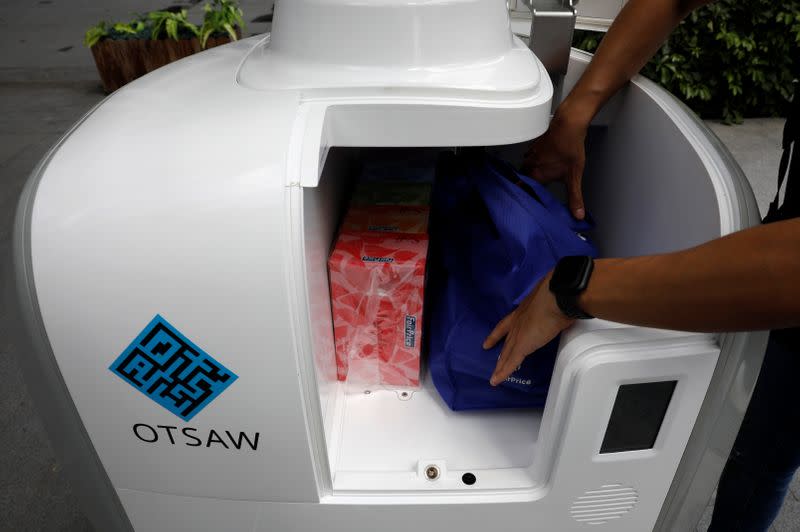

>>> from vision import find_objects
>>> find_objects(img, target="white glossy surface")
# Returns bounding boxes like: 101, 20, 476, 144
289, 95, 552, 187
116, 324, 719, 531
330, 373, 542, 489
239, 35, 543, 92
251, 0, 542, 91
31, 39, 322, 503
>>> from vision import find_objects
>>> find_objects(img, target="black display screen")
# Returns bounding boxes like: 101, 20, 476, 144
600, 380, 678, 454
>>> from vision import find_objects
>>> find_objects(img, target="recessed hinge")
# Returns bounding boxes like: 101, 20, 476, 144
521, 0, 578, 109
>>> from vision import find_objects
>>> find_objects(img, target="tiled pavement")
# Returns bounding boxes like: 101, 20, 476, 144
0, 82, 105, 532
0, 0, 274, 82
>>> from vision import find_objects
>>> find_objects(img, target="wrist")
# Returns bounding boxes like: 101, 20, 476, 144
553, 94, 597, 132
576, 257, 621, 320
545, 272, 576, 325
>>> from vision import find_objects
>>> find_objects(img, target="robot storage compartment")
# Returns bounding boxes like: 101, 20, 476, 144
302, 146, 543, 492
300, 129, 726, 493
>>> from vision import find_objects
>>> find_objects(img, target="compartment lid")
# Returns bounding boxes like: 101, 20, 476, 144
510, 0, 626, 33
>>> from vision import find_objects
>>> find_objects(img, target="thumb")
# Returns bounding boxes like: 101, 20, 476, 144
567, 163, 585, 220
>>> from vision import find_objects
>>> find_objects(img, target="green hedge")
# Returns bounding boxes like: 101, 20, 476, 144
573, 0, 800, 123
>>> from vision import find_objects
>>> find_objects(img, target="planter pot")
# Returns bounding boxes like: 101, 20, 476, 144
90, 35, 235, 93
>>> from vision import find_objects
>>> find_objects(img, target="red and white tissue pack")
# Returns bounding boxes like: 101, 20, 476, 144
328, 230, 428, 387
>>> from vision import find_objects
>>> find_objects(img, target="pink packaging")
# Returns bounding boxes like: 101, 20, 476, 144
328, 232, 427, 387
340, 206, 430, 236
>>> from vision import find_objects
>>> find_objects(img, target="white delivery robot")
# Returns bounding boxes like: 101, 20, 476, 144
11, 1, 767, 531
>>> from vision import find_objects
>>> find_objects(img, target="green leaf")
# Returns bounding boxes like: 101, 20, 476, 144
166, 18, 178, 40
184, 20, 200, 37
83, 23, 108, 48
574, 0, 797, 120
200, 0, 245, 41
223, 22, 237, 41
201, 28, 213, 48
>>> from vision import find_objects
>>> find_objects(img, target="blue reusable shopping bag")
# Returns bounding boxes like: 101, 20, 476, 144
428, 151, 598, 411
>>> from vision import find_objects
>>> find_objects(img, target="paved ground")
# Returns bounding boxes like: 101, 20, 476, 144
0, 81, 107, 532
0, 2, 796, 531
0, 0, 273, 82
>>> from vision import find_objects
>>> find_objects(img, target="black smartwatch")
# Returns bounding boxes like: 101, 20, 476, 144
549, 256, 595, 319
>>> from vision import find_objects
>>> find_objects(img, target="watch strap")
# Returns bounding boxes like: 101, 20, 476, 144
555, 292, 594, 320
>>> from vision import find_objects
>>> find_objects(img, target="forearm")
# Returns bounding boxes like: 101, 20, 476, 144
559, 0, 711, 127
580, 218, 800, 331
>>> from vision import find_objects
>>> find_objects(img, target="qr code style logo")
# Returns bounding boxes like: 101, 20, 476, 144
110, 315, 238, 421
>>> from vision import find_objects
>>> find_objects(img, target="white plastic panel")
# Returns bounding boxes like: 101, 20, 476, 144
239, 36, 543, 92
30, 39, 323, 503
117, 324, 720, 532
583, 103, 722, 257
330, 374, 542, 492
119, 489, 259, 532
290, 89, 553, 188
300, 147, 356, 465
272, 0, 514, 66
532, 328, 719, 530
244, 1, 542, 92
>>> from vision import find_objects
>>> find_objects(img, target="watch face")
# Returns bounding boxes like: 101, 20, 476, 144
550, 255, 593, 294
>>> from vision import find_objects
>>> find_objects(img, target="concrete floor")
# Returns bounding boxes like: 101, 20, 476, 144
0, 2, 796, 531
0, 0, 274, 82
0, 82, 104, 532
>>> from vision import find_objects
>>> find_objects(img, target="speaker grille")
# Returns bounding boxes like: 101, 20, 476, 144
570, 484, 638, 525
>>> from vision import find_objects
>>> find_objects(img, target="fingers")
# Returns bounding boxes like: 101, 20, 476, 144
567, 162, 586, 220
483, 312, 514, 350
490, 331, 532, 386
529, 166, 546, 184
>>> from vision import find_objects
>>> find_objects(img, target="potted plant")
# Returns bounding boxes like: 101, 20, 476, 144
84, 0, 246, 93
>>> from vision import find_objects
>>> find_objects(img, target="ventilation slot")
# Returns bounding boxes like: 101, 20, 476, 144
570, 484, 638, 525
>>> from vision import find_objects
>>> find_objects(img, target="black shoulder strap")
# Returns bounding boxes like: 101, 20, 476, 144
764, 64, 800, 223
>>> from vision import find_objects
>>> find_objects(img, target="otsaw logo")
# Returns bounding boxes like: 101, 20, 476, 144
132, 423, 260, 451
109, 315, 238, 421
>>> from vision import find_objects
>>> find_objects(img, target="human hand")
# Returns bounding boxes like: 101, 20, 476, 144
522, 110, 589, 220
483, 273, 575, 386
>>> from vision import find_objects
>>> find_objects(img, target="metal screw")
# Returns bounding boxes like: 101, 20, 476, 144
401, 392, 409, 398
425, 465, 440, 481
